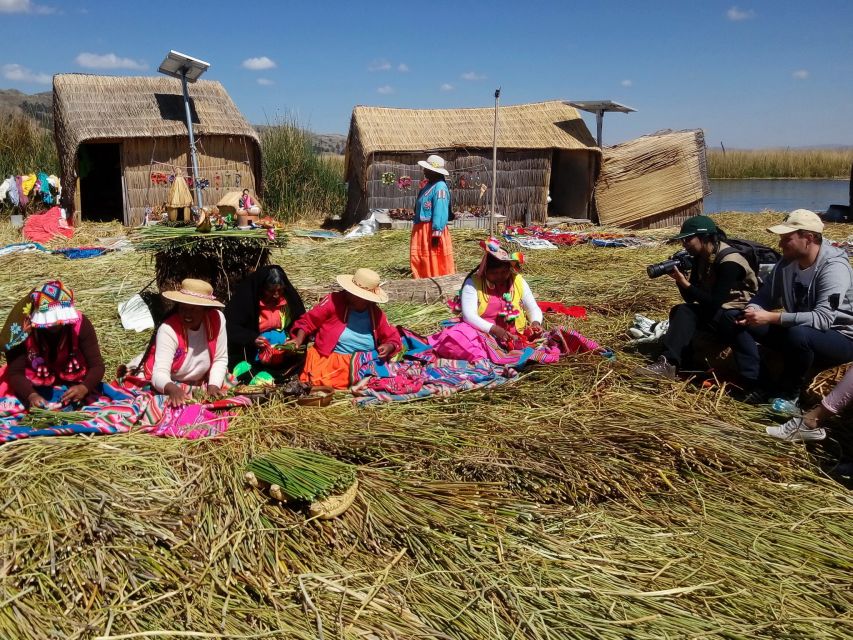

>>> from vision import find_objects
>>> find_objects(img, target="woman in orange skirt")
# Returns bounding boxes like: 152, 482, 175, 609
410, 155, 456, 278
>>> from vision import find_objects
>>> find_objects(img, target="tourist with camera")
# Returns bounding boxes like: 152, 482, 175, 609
637, 215, 758, 379
729, 210, 853, 416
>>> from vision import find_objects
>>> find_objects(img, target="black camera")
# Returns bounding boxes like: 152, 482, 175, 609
647, 250, 693, 279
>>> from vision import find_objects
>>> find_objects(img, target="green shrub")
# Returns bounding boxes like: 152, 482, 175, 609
260, 116, 346, 221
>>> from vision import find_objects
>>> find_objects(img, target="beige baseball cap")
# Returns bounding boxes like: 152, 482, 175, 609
766, 209, 824, 235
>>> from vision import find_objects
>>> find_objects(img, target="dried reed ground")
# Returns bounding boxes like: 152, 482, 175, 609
0, 213, 851, 639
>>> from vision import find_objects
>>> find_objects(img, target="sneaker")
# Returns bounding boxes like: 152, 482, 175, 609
769, 397, 802, 418
636, 356, 677, 380
765, 417, 826, 442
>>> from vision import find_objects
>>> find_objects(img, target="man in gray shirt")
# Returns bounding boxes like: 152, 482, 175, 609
730, 209, 853, 413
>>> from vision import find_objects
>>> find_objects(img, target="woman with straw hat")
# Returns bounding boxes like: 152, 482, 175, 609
0, 280, 105, 408
410, 155, 456, 279
288, 268, 401, 389
140, 278, 229, 407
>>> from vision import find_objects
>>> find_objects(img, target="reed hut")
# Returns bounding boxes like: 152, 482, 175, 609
53, 73, 262, 226
594, 129, 710, 229
344, 100, 600, 226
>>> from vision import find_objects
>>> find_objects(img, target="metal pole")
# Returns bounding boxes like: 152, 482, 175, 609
490, 88, 501, 236
181, 69, 204, 209
595, 110, 603, 147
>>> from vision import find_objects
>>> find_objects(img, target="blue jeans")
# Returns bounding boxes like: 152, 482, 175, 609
724, 310, 853, 397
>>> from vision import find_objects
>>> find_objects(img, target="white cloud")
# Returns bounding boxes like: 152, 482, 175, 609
0, 0, 55, 14
621, 79, 633, 87
461, 71, 486, 81
398, 63, 410, 73
792, 69, 809, 80
377, 85, 394, 95
257, 78, 274, 86
242, 56, 276, 71
726, 6, 755, 21
75, 52, 146, 71
440, 83, 454, 92
368, 59, 392, 72
1, 63, 51, 84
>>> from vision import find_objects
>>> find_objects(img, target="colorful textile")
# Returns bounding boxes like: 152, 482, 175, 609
29, 280, 79, 328
538, 301, 587, 319
410, 222, 455, 279
52, 247, 108, 259
350, 333, 514, 406
0, 242, 49, 258
0, 381, 250, 443
428, 320, 599, 366
21, 174, 37, 196
15, 176, 26, 207
300, 345, 353, 389
22, 207, 74, 243
37, 172, 52, 204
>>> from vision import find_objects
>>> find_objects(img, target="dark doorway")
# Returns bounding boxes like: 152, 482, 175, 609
79, 143, 124, 222
548, 150, 596, 219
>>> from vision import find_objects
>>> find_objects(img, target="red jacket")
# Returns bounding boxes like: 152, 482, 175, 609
292, 291, 402, 357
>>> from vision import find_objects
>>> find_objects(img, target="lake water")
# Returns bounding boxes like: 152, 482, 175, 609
705, 179, 850, 213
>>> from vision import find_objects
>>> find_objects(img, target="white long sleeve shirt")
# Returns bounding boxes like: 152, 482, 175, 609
460, 276, 543, 333
151, 310, 228, 391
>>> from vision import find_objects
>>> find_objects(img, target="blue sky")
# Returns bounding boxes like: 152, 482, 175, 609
2, 0, 852, 148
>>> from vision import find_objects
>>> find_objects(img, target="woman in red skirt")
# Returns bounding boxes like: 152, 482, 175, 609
410, 154, 456, 278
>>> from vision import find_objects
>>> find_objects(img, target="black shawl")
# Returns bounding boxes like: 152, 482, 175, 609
224, 265, 305, 366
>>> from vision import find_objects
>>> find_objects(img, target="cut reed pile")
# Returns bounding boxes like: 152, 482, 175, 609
0, 213, 851, 639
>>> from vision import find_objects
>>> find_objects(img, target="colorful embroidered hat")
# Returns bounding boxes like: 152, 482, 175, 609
28, 280, 80, 329
336, 268, 389, 303
162, 278, 225, 308
479, 236, 525, 267
417, 154, 450, 176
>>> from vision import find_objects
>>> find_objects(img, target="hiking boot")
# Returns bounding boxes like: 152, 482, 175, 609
765, 417, 826, 442
769, 397, 802, 418
636, 356, 677, 380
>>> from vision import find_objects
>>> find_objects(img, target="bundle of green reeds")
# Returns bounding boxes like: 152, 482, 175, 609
246, 447, 356, 502
18, 407, 92, 428
129, 224, 284, 252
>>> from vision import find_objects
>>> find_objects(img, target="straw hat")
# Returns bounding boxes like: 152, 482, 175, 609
336, 269, 389, 304
162, 278, 224, 308
417, 154, 450, 176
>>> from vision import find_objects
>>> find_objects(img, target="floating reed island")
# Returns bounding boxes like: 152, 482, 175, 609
0, 213, 851, 639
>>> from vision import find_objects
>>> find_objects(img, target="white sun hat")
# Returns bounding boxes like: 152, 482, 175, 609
417, 154, 450, 176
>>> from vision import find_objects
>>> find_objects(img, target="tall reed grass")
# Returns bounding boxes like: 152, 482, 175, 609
260, 116, 346, 221
708, 148, 853, 179
0, 114, 58, 179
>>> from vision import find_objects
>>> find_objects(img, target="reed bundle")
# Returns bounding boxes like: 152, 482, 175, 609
0, 213, 851, 639
596, 130, 710, 227
247, 447, 356, 502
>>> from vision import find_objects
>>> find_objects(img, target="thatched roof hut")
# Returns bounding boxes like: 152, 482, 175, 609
344, 100, 600, 226
594, 129, 710, 228
53, 73, 261, 226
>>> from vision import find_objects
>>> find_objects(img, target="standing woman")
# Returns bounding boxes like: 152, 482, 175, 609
410, 154, 456, 279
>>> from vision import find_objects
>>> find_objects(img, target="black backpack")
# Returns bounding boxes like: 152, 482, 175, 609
717, 239, 782, 284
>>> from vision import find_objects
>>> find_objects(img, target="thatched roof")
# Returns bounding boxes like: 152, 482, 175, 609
346, 100, 598, 171
595, 129, 710, 227
53, 73, 259, 157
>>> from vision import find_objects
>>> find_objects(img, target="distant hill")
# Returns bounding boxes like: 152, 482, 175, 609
0, 88, 53, 128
